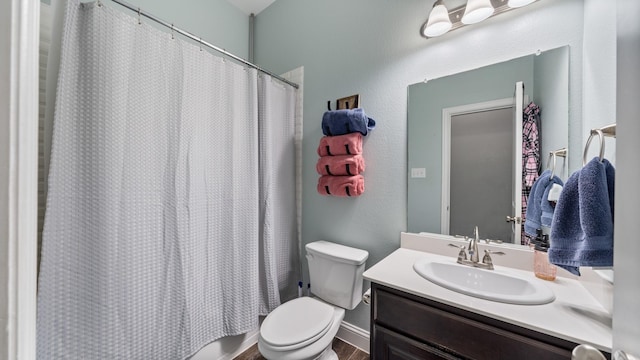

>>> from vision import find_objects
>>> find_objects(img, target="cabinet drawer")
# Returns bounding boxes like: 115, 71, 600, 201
374, 288, 572, 360
373, 325, 460, 360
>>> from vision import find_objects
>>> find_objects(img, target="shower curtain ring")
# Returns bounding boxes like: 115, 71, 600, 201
199, 38, 203, 51
171, 24, 174, 39
137, 8, 141, 25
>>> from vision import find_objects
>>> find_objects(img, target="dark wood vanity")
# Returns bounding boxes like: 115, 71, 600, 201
370, 283, 611, 360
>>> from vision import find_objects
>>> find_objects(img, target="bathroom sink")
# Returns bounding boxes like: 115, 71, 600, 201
413, 259, 555, 305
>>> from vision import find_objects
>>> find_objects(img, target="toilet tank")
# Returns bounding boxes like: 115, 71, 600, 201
306, 241, 369, 310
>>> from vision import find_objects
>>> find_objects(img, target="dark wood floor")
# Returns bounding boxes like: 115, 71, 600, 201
234, 338, 369, 360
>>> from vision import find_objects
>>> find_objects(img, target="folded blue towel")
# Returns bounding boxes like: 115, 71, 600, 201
322, 108, 376, 136
548, 157, 615, 276
524, 170, 551, 236
541, 175, 564, 227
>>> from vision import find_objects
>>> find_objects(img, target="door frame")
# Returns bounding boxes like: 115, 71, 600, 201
441, 97, 514, 236
511, 81, 524, 244
0, 0, 40, 358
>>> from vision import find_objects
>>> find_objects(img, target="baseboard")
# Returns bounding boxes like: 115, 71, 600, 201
208, 320, 370, 359
190, 328, 260, 360
217, 329, 261, 360
336, 321, 370, 354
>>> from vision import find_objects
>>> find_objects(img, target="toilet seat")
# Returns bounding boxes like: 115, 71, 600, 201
260, 297, 335, 351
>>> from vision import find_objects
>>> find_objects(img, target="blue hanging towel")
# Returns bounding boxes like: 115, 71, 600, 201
322, 108, 376, 136
524, 170, 551, 236
548, 157, 615, 276
540, 175, 564, 227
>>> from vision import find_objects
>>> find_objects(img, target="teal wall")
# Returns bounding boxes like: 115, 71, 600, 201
255, 0, 588, 330
103, 0, 249, 59
49, 0, 248, 59
534, 46, 570, 179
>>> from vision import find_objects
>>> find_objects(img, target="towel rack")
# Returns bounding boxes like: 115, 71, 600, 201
582, 123, 616, 166
547, 147, 567, 178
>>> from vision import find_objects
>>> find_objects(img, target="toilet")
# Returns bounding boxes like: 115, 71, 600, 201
258, 241, 369, 360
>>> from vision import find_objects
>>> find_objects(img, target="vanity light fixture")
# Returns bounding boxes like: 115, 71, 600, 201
508, 0, 536, 8
421, 0, 539, 39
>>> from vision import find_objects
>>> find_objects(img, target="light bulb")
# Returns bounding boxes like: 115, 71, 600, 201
423, 1, 452, 37
461, 0, 494, 25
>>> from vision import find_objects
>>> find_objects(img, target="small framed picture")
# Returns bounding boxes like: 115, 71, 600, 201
336, 94, 359, 110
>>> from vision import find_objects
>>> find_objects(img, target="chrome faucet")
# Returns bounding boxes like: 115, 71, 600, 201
448, 226, 505, 270
468, 226, 480, 263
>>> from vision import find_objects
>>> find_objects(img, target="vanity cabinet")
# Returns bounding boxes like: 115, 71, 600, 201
370, 283, 609, 360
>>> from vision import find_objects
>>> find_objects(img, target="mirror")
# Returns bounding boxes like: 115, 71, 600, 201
407, 46, 569, 245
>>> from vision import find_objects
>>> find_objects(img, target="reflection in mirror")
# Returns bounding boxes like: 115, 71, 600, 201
407, 46, 569, 246
449, 106, 516, 242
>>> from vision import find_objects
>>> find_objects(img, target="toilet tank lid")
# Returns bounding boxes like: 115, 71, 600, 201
306, 241, 369, 265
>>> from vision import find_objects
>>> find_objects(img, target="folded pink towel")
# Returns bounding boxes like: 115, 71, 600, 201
316, 155, 365, 176
317, 175, 365, 197
317, 133, 363, 157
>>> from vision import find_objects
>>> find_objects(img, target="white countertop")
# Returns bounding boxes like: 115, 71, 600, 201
363, 247, 612, 352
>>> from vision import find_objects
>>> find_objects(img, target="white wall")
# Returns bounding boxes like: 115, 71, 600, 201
255, 0, 596, 331
614, 0, 640, 356
0, 0, 13, 354
1, 0, 40, 358
582, 0, 617, 167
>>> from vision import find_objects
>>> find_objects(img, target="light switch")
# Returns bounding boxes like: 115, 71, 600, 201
411, 168, 426, 178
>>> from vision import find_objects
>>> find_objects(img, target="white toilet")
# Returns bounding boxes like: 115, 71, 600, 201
258, 241, 369, 360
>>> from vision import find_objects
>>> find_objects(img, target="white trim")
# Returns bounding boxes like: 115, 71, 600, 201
216, 329, 261, 360
441, 98, 514, 235
189, 328, 261, 360
0, 0, 40, 359
207, 321, 371, 359
441, 106, 451, 235
512, 82, 524, 243
280, 66, 304, 284
336, 321, 370, 354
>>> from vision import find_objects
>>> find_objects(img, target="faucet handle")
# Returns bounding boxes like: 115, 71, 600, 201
482, 249, 505, 270
448, 243, 467, 262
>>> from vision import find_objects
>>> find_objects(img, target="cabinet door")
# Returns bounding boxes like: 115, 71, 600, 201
374, 287, 573, 360
373, 325, 460, 360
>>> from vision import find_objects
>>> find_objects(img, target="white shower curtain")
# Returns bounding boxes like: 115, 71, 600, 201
37, 1, 299, 358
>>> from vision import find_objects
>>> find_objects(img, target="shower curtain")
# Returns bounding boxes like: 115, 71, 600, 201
37, 1, 299, 358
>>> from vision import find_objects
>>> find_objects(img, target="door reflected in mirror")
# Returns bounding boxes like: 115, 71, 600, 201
446, 102, 517, 243
407, 46, 569, 245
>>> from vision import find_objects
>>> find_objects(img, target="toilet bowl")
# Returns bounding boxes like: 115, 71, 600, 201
257, 241, 368, 360
258, 297, 345, 360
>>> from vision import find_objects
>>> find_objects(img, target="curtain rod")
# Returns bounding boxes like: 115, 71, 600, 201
108, 0, 299, 89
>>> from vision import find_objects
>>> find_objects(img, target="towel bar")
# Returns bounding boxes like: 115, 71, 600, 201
582, 123, 616, 166
547, 147, 567, 178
